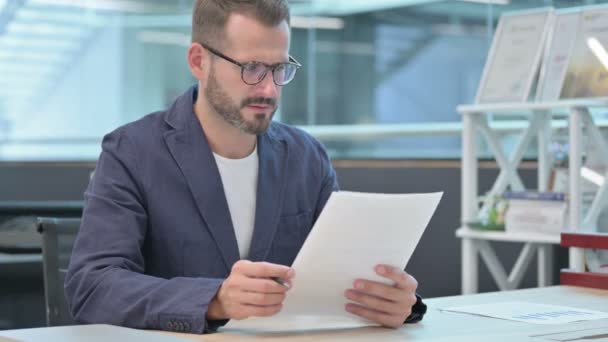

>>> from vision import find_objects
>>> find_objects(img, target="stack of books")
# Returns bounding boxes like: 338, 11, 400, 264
503, 191, 567, 235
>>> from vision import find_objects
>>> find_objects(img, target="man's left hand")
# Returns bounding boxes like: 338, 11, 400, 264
344, 265, 418, 328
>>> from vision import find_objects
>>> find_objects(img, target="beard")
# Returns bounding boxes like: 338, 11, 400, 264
205, 64, 278, 135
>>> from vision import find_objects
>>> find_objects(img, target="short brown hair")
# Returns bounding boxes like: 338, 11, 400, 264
192, 0, 290, 47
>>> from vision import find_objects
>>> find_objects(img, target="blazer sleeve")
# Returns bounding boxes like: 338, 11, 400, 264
64, 130, 223, 334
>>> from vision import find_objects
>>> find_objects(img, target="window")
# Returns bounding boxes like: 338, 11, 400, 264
0, 0, 606, 160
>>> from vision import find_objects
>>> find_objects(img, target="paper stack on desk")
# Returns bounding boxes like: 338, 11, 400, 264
441, 302, 608, 325
225, 191, 443, 332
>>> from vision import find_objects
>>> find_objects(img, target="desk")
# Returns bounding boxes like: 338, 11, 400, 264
171, 286, 608, 341
1, 286, 606, 342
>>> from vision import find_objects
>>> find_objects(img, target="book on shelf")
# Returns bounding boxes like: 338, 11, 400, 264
502, 191, 566, 201
504, 192, 567, 235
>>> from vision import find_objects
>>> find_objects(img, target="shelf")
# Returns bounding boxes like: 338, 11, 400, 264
456, 227, 561, 244
560, 270, 608, 290
457, 98, 608, 115
561, 232, 608, 249
458, 97, 608, 293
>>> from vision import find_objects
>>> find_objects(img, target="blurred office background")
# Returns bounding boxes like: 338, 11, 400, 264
1, 0, 607, 329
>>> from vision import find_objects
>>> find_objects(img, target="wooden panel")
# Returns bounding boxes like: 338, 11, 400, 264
561, 270, 608, 290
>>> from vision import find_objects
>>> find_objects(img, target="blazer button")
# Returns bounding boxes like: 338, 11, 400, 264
184, 322, 191, 331
166, 321, 174, 330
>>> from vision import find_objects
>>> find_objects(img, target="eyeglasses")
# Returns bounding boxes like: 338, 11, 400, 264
200, 42, 301, 86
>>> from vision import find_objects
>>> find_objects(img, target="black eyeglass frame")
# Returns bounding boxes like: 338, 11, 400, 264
199, 42, 302, 86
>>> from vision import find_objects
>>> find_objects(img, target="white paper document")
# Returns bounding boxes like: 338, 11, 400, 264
225, 191, 443, 332
441, 302, 608, 325
533, 327, 608, 341
537, 12, 580, 101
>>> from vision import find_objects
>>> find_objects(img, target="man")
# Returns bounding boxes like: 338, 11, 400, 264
65, 0, 426, 334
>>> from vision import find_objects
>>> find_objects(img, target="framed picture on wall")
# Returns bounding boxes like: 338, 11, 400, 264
475, 8, 554, 104
536, 9, 581, 102
561, 5, 608, 99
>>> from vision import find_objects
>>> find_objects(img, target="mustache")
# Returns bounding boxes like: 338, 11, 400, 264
241, 97, 277, 108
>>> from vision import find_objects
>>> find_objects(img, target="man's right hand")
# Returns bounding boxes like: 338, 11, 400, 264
206, 260, 295, 320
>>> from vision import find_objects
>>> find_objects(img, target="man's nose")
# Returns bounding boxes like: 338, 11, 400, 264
255, 71, 279, 98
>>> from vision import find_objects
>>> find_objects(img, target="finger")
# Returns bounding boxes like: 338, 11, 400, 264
353, 279, 406, 303
375, 265, 418, 291
234, 260, 295, 279
345, 290, 405, 315
241, 277, 290, 294
346, 303, 404, 329
239, 291, 286, 306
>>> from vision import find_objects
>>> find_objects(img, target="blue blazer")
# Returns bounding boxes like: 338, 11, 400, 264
65, 86, 339, 334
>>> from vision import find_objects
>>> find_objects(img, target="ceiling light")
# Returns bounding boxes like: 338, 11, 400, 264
28, 0, 164, 13
581, 166, 605, 187
16, 8, 105, 27
7, 22, 87, 37
291, 16, 345, 30
137, 30, 190, 47
0, 50, 66, 64
459, 0, 509, 4
588, 37, 608, 71
0, 36, 79, 50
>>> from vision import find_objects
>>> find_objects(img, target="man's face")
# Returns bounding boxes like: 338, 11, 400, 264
204, 14, 290, 135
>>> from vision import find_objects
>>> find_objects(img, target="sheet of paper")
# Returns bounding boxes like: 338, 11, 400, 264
533, 327, 608, 341
537, 11, 580, 102
440, 302, 608, 325
226, 191, 443, 332
221, 314, 375, 333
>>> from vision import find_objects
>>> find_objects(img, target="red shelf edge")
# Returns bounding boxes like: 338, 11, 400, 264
560, 232, 608, 249
560, 269, 608, 290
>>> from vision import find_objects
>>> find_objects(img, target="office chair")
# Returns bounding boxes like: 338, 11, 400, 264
37, 217, 81, 326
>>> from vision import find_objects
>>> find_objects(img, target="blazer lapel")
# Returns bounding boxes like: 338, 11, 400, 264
163, 88, 240, 271
247, 130, 289, 261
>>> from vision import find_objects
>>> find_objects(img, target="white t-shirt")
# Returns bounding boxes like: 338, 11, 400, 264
213, 145, 259, 259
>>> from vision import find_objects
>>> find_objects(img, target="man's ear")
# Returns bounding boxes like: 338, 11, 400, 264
187, 42, 209, 81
